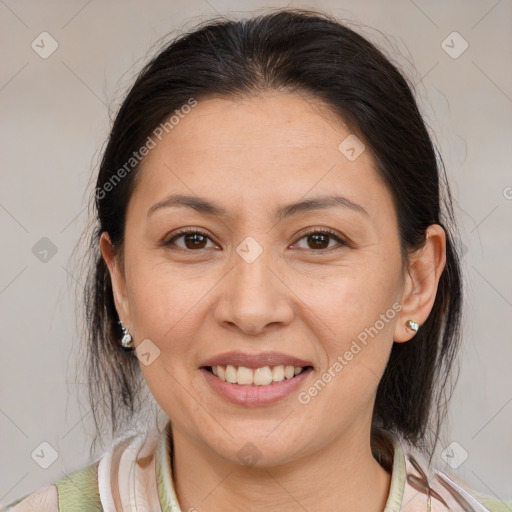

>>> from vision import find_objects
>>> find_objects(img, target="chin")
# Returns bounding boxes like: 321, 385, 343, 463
207, 431, 305, 469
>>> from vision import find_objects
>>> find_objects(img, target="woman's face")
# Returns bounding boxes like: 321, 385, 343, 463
103, 92, 422, 466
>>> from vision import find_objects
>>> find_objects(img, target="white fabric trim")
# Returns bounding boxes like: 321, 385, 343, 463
97, 441, 117, 512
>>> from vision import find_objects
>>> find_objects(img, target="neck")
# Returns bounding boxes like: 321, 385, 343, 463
170, 424, 392, 512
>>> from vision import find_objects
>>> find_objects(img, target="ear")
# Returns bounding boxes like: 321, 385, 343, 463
100, 232, 131, 326
394, 224, 447, 343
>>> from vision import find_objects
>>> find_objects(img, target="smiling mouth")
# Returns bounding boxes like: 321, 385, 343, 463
203, 364, 313, 386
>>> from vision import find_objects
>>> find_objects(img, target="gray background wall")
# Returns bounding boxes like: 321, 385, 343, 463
1, 0, 511, 506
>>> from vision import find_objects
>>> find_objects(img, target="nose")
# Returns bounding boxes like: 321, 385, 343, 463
214, 247, 295, 336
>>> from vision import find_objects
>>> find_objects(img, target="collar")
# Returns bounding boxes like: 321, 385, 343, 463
155, 421, 182, 511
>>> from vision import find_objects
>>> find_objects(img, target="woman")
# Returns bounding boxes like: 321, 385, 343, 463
3, 8, 509, 512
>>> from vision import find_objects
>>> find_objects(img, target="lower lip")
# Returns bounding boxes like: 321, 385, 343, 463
200, 367, 313, 406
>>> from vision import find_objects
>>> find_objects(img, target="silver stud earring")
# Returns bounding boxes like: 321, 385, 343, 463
118, 320, 134, 351
406, 319, 419, 332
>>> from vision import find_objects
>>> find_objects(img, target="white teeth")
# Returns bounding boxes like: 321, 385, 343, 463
225, 365, 238, 383
284, 365, 295, 379
237, 366, 254, 385
272, 365, 285, 382
254, 366, 273, 386
210, 364, 306, 386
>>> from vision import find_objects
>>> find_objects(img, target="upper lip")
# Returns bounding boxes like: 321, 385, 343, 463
200, 351, 313, 370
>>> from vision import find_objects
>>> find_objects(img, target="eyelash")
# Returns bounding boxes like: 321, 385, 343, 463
164, 227, 349, 253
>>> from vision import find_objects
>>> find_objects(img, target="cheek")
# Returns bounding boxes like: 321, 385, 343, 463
125, 259, 209, 427
298, 259, 399, 338
294, 258, 400, 389
126, 251, 210, 338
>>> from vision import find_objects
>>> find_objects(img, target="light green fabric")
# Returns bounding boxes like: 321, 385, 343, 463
0, 461, 102, 511
156, 425, 185, 511
472, 492, 512, 512
54, 461, 103, 511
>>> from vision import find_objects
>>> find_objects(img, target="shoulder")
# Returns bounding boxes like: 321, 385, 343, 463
397, 436, 512, 512
1, 428, 163, 512
1, 461, 101, 512
376, 428, 511, 512
430, 471, 512, 512
469, 491, 512, 512
1, 484, 59, 512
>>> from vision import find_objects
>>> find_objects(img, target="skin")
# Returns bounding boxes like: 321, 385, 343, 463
101, 91, 446, 512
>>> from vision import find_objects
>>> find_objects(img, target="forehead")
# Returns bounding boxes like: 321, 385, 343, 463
154, 92, 357, 161
130, 92, 394, 225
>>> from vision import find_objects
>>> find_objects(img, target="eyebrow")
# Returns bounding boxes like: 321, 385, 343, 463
147, 193, 369, 220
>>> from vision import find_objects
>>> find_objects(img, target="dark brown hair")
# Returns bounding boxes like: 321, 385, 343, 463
79, 8, 463, 459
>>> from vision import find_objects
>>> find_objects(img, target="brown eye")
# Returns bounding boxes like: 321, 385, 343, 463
166, 230, 217, 250
306, 233, 330, 250
293, 229, 346, 252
